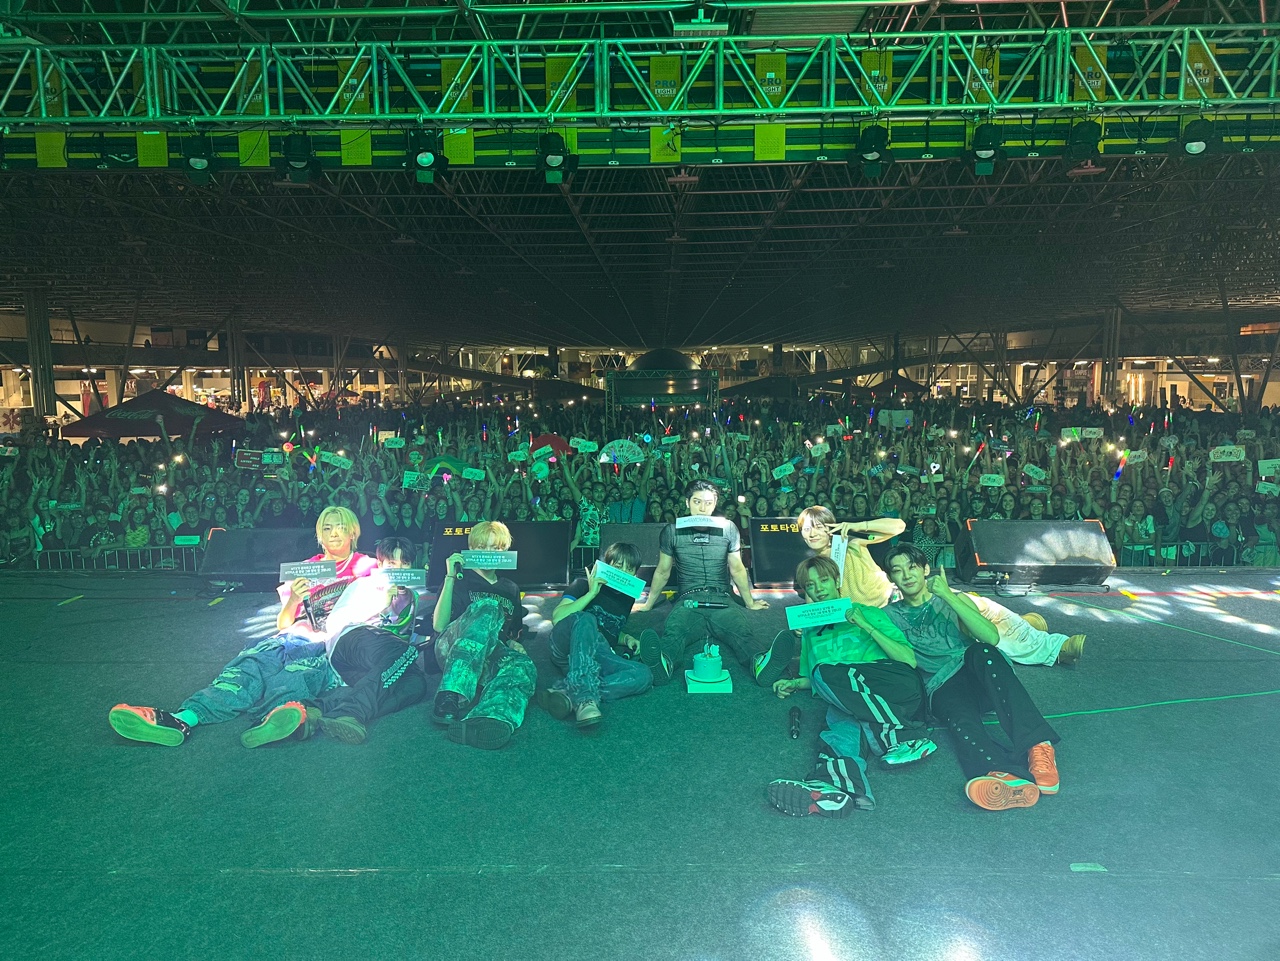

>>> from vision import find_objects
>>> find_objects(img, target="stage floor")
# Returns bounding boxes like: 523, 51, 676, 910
2, 570, 1278, 961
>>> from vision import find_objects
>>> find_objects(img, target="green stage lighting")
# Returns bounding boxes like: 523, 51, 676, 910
409, 130, 449, 184
1178, 119, 1218, 157
538, 132, 579, 184
852, 125, 892, 179
970, 123, 1003, 176
183, 134, 212, 184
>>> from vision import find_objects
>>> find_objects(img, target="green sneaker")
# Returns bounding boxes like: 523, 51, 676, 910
240, 702, 307, 749
109, 704, 190, 747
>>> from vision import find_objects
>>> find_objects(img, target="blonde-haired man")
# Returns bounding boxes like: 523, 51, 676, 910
430, 520, 536, 750
108, 503, 378, 747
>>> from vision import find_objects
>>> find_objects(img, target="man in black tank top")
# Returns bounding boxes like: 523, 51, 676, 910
637, 480, 770, 683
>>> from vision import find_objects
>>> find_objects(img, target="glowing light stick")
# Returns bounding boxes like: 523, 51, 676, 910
965, 442, 987, 475
1114, 449, 1130, 480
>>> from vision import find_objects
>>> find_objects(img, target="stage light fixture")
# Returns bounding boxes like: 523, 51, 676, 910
182, 134, 213, 184
852, 125, 892, 178
408, 130, 449, 184
1065, 120, 1103, 163
537, 132, 579, 184
280, 133, 315, 182
1177, 119, 1218, 157
970, 123, 1004, 176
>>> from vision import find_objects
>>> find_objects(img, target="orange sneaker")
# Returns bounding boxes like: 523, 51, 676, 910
965, 772, 1040, 810
1028, 740, 1060, 794
1021, 613, 1048, 633
108, 703, 190, 746
240, 702, 307, 749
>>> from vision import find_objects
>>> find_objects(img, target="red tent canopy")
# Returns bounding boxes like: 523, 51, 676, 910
60, 389, 244, 439
530, 433, 572, 454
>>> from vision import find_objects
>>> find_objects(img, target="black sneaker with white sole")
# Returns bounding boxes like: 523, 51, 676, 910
766, 779, 855, 819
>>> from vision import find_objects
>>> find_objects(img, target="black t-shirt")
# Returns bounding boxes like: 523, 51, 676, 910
659, 517, 740, 595
448, 569, 523, 641
562, 577, 633, 648
359, 511, 395, 548
173, 522, 206, 540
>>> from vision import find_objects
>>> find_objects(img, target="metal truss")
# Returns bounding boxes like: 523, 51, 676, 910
3, 25, 1280, 135
1, 151, 1278, 348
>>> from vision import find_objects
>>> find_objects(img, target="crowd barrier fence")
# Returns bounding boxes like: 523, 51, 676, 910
8, 527, 1272, 579
31, 547, 204, 573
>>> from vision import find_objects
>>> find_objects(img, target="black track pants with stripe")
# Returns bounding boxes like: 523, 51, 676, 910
813, 660, 929, 753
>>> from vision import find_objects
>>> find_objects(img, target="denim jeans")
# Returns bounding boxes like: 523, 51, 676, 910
548, 612, 652, 707
180, 636, 341, 724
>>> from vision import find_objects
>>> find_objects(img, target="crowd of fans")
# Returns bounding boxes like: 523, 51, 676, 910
3, 392, 1280, 571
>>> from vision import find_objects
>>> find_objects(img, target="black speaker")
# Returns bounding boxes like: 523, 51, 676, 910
199, 527, 320, 590
748, 517, 811, 588
598, 523, 666, 566
425, 520, 572, 590
954, 520, 1116, 586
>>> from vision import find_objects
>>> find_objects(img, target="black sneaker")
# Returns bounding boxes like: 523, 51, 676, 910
535, 689, 573, 720
431, 690, 469, 726
753, 631, 798, 687
320, 715, 368, 744
637, 629, 672, 686
447, 716, 513, 751
767, 779, 855, 819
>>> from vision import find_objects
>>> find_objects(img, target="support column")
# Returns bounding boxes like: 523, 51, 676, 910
25, 290, 55, 419
548, 346, 560, 379
396, 341, 408, 403
1100, 308, 1122, 401
226, 316, 247, 411
181, 368, 195, 400
772, 342, 784, 375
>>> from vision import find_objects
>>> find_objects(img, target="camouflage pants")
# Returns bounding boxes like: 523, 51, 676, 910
181, 636, 341, 724
435, 600, 536, 729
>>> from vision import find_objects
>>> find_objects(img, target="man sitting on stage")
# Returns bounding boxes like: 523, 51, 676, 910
429, 520, 535, 750
883, 544, 1061, 811
539, 541, 658, 729
636, 480, 770, 684
767, 555, 937, 819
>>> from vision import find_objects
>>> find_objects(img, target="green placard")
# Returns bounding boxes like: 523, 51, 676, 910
785, 598, 852, 631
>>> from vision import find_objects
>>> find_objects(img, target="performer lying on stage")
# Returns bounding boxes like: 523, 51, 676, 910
107, 506, 379, 747
966, 594, 1086, 667
767, 556, 937, 820
429, 520, 536, 751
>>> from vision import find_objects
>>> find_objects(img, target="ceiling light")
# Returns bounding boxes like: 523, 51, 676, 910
852, 125, 892, 178
970, 123, 1003, 176
537, 132, 579, 184
1177, 118, 1218, 157
1065, 120, 1102, 163
280, 134, 316, 183
408, 130, 449, 184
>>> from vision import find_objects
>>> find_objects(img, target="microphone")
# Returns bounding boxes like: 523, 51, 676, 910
683, 599, 729, 609
300, 594, 319, 631
788, 706, 802, 739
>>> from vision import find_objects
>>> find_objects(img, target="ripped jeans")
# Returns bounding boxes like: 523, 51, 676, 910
180, 636, 341, 725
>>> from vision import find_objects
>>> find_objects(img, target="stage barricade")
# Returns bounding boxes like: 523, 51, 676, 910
33, 546, 204, 572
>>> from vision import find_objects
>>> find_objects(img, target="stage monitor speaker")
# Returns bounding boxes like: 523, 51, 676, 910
596, 522, 668, 584
426, 520, 571, 590
199, 528, 319, 590
954, 520, 1116, 586
749, 517, 810, 589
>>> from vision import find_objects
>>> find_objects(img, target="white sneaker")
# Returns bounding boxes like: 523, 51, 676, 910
882, 738, 938, 766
